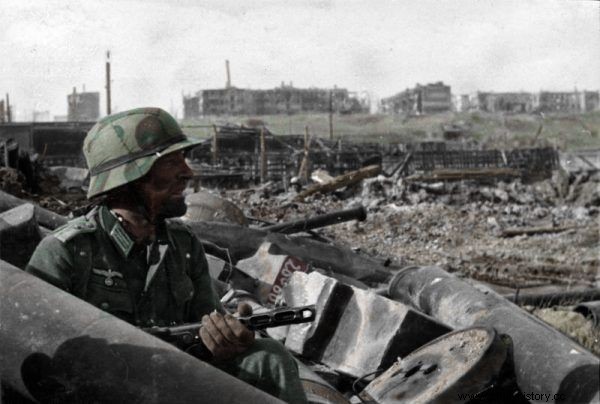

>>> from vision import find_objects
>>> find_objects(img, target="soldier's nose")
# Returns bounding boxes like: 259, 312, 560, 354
177, 160, 194, 180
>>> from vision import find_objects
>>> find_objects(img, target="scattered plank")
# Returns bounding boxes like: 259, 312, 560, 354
406, 167, 520, 182
293, 164, 381, 201
500, 225, 578, 238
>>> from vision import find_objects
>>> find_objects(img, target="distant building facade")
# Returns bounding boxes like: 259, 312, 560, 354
182, 84, 369, 119
67, 88, 100, 121
183, 94, 201, 120
470, 90, 600, 114
582, 91, 600, 112
474, 92, 534, 113
534, 91, 581, 113
381, 82, 452, 115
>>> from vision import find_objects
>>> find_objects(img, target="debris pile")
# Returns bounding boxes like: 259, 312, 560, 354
223, 169, 599, 289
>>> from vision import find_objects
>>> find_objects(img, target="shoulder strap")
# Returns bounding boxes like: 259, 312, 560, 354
55, 217, 97, 243
61, 209, 99, 297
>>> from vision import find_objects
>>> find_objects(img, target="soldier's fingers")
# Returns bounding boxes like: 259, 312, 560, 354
237, 302, 253, 317
199, 323, 219, 354
202, 314, 234, 349
209, 311, 238, 344
224, 315, 255, 346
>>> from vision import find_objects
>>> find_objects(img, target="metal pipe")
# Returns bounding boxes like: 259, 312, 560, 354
262, 205, 367, 234
388, 266, 599, 404
0, 190, 67, 230
189, 220, 392, 284
574, 301, 600, 327
0, 259, 283, 403
504, 288, 600, 307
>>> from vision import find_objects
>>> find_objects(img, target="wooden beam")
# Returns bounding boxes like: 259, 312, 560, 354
294, 164, 381, 201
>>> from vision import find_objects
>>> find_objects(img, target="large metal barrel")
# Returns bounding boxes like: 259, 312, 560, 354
388, 266, 600, 404
0, 259, 282, 403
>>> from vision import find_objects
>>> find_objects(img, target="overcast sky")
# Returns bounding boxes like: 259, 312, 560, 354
1, 0, 598, 120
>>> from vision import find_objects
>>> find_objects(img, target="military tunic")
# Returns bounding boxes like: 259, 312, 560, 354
26, 205, 307, 404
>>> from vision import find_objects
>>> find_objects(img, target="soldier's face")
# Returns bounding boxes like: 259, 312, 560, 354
137, 150, 193, 219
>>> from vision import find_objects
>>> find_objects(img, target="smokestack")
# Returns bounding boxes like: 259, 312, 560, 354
225, 59, 231, 89
106, 50, 112, 115
5, 93, 11, 123
71, 87, 78, 122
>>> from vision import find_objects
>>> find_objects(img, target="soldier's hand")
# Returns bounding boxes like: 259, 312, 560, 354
199, 304, 255, 361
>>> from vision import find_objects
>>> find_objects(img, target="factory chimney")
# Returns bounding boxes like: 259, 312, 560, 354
225, 60, 231, 89
5, 93, 11, 123
106, 50, 112, 115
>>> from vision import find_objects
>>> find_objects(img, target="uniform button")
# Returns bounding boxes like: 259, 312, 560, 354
100, 302, 110, 310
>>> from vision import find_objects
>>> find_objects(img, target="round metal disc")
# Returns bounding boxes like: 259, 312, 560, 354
363, 327, 507, 404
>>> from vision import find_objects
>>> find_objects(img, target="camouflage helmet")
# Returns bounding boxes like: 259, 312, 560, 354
83, 107, 201, 199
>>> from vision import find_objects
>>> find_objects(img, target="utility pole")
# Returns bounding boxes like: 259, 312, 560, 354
260, 127, 267, 183
328, 90, 333, 140
106, 51, 112, 115
211, 125, 219, 166
298, 126, 311, 183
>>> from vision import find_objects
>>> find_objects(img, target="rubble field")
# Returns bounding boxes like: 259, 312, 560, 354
222, 169, 600, 354
2, 153, 599, 403
13, 162, 596, 353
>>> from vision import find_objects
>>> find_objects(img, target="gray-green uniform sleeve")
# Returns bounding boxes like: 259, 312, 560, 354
176, 225, 308, 403
26, 235, 75, 292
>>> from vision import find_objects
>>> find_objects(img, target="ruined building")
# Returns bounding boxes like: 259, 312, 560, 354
535, 90, 600, 113
380, 82, 452, 115
473, 92, 535, 113
183, 85, 368, 119
67, 87, 100, 121
466, 90, 600, 114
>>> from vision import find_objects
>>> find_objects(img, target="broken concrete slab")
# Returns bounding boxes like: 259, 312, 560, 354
47, 166, 88, 191
283, 271, 450, 378
0, 203, 43, 269
361, 327, 509, 404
